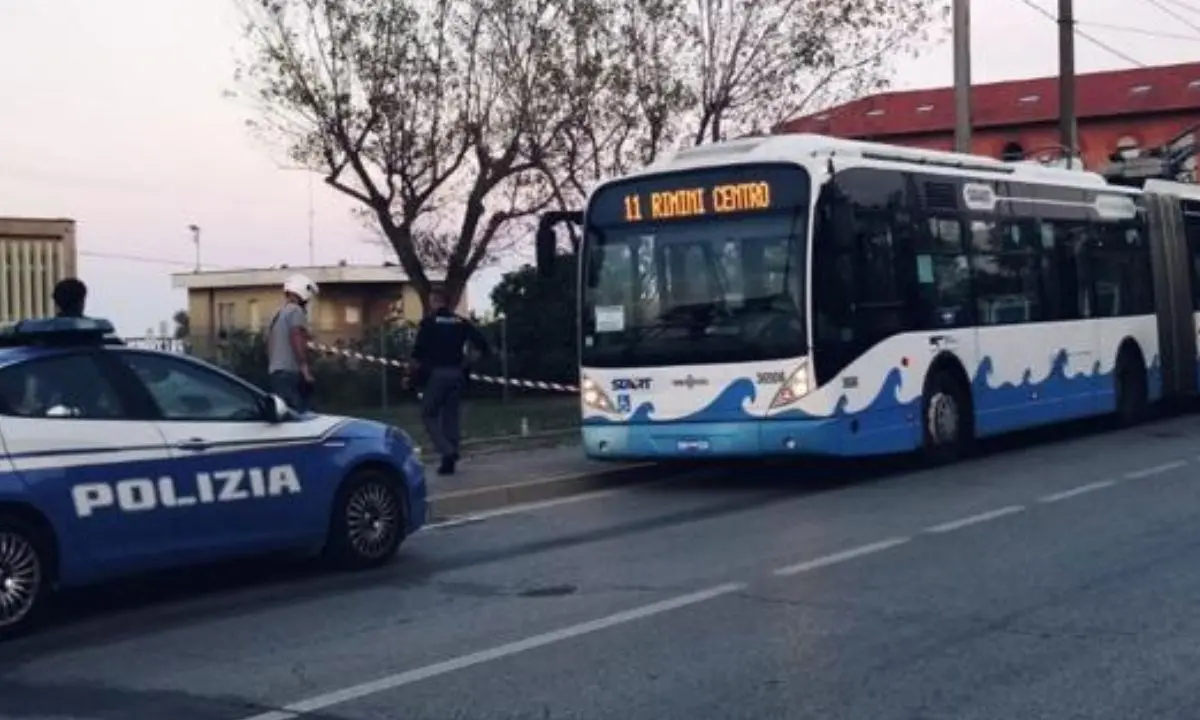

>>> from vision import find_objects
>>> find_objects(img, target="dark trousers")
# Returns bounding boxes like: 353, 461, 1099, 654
421, 367, 465, 458
269, 370, 308, 413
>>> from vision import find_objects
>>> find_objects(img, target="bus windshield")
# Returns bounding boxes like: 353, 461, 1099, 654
582, 212, 808, 368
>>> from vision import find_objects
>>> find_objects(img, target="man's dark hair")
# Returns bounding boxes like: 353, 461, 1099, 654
53, 278, 87, 318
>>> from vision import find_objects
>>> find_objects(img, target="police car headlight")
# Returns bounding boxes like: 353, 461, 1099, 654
581, 376, 617, 413
768, 363, 811, 410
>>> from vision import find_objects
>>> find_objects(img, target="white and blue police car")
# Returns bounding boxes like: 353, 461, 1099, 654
0, 317, 427, 639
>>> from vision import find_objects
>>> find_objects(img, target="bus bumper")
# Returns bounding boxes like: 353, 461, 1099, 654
581, 415, 918, 460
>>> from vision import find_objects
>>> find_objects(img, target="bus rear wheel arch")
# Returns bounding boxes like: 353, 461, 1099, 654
920, 357, 974, 463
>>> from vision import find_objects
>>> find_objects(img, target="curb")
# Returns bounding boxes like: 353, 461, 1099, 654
428, 462, 660, 519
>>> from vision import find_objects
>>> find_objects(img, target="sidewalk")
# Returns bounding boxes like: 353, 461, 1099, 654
423, 444, 659, 520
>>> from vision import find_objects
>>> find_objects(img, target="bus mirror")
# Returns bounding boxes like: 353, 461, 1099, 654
535, 224, 556, 277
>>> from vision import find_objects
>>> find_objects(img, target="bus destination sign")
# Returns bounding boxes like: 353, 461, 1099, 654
623, 182, 772, 222
590, 164, 810, 226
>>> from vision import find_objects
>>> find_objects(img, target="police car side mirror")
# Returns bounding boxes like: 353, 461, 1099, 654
265, 394, 290, 423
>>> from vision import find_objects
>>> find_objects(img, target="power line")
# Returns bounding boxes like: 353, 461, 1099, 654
1144, 0, 1200, 34
1157, 0, 1200, 15
79, 249, 230, 270
1077, 19, 1200, 42
1012, 0, 1146, 67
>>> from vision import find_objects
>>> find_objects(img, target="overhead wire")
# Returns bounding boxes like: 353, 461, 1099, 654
1156, 0, 1200, 15
1010, 0, 1147, 67
1143, 0, 1200, 34
78, 250, 230, 270
1075, 19, 1200, 42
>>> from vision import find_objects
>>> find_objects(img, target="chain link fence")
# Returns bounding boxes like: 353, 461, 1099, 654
123, 322, 580, 443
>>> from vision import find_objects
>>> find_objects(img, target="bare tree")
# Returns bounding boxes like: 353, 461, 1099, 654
550, 0, 948, 206
233, 0, 592, 309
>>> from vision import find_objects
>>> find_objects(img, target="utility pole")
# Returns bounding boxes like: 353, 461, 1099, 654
952, 0, 972, 153
307, 173, 315, 266
1058, 0, 1078, 165
188, 224, 201, 272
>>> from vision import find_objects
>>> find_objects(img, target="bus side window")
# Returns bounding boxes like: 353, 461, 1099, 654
1089, 220, 1153, 317
1038, 220, 1089, 320
914, 216, 971, 329
1182, 201, 1200, 311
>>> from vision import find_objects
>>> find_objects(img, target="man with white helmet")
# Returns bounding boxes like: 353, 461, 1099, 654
266, 273, 319, 411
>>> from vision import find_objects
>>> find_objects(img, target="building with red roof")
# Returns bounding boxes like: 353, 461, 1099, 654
777, 61, 1200, 179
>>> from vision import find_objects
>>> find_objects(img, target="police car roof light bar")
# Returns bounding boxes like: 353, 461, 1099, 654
0, 317, 122, 348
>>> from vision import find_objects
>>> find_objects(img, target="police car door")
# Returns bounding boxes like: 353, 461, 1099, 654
0, 350, 175, 577
106, 350, 320, 555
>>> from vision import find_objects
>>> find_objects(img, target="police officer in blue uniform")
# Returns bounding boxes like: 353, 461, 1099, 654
411, 287, 490, 475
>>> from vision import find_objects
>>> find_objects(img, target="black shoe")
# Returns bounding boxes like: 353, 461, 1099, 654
437, 455, 457, 475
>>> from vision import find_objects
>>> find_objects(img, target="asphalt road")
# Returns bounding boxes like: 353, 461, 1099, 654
5, 414, 1200, 719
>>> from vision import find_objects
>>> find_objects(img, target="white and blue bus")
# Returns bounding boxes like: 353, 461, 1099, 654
535, 134, 1200, 461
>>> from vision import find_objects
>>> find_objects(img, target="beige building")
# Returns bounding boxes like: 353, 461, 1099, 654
170, 263, 466, 347
0, 217, 78, 322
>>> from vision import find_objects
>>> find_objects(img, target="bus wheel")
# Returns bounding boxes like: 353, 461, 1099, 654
1114, 352, 1148, 426
922, 371, 970, 463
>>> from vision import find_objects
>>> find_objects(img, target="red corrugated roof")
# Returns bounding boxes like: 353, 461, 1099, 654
778, 61, 1200, 138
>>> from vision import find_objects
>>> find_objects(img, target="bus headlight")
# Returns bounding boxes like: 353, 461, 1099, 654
581, 376, 617, 413
768, 363, 811, 410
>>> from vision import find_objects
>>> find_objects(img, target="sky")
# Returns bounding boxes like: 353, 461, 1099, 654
0, 0, 1197, 336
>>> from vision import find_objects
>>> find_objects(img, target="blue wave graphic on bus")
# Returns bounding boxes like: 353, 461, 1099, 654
582, 348, 1162, 427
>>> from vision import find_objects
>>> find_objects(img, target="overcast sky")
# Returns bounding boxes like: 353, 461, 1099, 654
0, 0, 1196, 335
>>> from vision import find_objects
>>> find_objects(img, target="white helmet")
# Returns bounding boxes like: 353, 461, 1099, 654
282, 273, 319, 303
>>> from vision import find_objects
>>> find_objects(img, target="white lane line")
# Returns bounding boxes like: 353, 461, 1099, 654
1124, 460, 1187, 480
235, 582, 746, 720
772, 537, 910, 577
424, 489, 622, 530
924, 505, 1025, 534
1037, 479, 1117, 504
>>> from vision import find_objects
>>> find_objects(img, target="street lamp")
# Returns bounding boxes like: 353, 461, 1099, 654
188, 224, 200, 272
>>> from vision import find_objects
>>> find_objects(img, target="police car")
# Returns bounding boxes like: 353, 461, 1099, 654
0, 317, 427, 639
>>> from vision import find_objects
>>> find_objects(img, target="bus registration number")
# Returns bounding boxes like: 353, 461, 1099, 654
677, 438, 712, 453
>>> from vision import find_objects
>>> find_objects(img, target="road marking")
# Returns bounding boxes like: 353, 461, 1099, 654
772, 537, 910, 577
1124, 460, 1187, 480
1037, 479, 1117, 504
425, 488, 623, 529
430, 464, 656, 501
924, 505, 1025, 534
235, 582, 745, 720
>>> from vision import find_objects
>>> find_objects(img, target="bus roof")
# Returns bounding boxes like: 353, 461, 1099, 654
589, 133, 1129, 202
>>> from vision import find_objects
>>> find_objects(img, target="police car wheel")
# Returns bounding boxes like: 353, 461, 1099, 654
325, 470, 405, 570
0, 516, 47, 639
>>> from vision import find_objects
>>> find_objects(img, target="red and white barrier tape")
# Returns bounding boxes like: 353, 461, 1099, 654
307, 342, 580, 394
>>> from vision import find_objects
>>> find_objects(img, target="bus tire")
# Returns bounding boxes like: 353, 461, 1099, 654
1114, 348, 1148, 426
921, 369, 971, 464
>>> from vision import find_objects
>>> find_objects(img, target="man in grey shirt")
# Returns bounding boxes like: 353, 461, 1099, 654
267, 273, 319, 412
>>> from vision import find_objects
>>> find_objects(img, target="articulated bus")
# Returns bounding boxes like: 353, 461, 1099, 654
535, 134, 1200, 461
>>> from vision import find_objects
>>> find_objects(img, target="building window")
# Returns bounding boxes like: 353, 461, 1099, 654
247, 299, 261, 330
1001, 142, 1025, 162
1018, 94, 1040, 104
345, 305, 361, 325
217, 302, 236, 334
